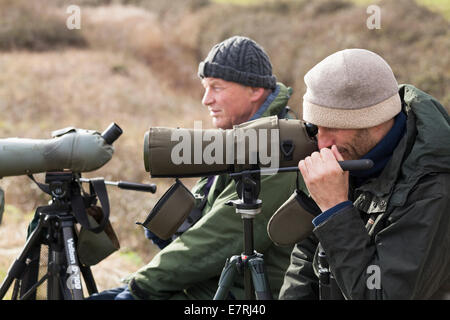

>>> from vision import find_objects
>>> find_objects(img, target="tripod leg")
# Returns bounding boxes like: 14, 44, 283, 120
0, 217, 45, 299
59, 219, 84, 300
80, 265, 98, 295
18, 245, 41, 299
47, 245, 65, 300
247, 253, 272, 300
213, 255, 241, 300
242, 218, 256, 300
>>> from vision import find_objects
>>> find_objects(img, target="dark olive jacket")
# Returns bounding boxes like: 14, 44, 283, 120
280, 85, 450, 300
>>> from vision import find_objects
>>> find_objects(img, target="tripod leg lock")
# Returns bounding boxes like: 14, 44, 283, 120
246, 253, 273, 300
214, 255, 241, 300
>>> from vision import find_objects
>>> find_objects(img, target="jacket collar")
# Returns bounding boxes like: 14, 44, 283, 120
350, 111, 407, 185
249, 82, 292, 121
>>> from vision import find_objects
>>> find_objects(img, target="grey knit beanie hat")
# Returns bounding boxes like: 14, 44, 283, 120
198, 36, 277, 90
303, 48, 401, 129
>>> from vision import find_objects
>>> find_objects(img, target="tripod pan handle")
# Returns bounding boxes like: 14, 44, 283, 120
117, 181, 157, 193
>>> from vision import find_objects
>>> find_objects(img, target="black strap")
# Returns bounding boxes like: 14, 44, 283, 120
28, 174, 50, 195
277, 106, 290, 119
28, 174, 110, 234
277, 106, 298, 120
72, 178, 110, 234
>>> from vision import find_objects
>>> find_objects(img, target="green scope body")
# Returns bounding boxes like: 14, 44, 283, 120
0, 125, 117, 178
143, 116, 318, 178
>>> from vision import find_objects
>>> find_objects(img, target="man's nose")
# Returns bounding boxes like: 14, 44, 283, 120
317, 127, 335, 150
202, 88, 214, 106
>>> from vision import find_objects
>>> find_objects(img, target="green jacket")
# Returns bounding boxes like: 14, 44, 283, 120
280, 85, 450, 300
129, 83, 300, 299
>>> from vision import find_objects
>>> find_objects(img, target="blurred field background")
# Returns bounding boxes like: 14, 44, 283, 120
0, 0, 449, 297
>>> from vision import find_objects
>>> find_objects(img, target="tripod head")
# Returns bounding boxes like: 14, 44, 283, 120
227, 165, 262, 214
29, 169, 157, 234
233, 167, 261, 204
45, 171, 79, 201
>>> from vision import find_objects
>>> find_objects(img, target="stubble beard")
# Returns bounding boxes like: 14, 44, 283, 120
336, 129, 377, 160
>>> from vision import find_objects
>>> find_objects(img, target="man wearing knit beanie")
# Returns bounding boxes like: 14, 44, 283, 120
90, 36, 302, 300
280, 49, 450, 299
197, 35, 278, 129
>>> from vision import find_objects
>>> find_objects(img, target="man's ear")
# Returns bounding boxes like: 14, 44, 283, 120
249, 87, 268, 102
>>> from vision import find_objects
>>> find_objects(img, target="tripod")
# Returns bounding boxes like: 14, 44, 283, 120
214, 168, 272, 300
0, 171, 99, 300
0, 171, 157, 300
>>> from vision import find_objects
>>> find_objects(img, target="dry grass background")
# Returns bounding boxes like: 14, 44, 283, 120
0, 0, 448, 297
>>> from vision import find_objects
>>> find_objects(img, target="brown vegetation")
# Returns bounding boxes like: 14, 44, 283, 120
0, 0, 448, 294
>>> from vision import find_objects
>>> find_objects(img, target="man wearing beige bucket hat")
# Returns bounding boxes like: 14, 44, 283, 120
280, 48, 450, 299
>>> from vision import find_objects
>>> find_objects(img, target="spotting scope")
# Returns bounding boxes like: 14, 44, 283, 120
0, 123, 122, 178
143, 116, 373, 177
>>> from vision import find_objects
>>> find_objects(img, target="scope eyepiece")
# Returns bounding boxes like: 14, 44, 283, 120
305, 123, 318, 138
102, 123, 123, 145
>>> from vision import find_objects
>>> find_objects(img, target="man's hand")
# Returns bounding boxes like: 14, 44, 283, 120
298, 145, 349, 212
